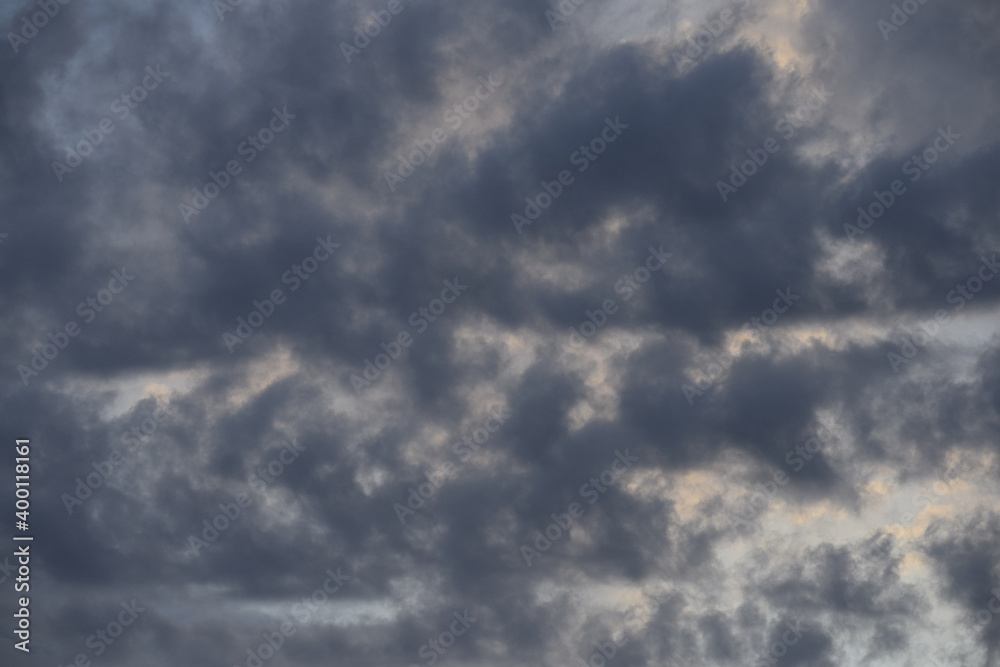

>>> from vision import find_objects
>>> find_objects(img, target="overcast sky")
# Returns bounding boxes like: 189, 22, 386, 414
2, 0, 1000, 665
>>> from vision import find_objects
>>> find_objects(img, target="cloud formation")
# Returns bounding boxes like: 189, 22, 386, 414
1, 0, 999, 665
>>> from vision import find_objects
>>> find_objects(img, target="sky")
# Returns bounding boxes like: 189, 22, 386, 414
1, 0, 1000, 665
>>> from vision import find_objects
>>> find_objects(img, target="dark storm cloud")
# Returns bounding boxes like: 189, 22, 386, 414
2, 0, 1000, 664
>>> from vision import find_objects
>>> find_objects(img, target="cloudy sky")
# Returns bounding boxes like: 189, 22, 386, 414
2, 0, 1000, 665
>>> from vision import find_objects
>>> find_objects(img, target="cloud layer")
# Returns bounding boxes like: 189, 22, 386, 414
1, 0, 999, 665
